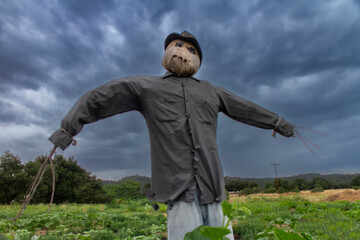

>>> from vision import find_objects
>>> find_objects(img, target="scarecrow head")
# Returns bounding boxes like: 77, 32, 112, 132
162, 31, 202, 77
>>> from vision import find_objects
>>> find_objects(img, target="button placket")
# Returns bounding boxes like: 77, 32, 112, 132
181, 80, 199, 176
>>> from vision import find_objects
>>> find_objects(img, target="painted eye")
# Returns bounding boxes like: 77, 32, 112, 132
187, 47, 196, 54
175, 42, 183, 47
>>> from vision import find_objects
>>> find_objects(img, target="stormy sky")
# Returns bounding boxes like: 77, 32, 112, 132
1, 0, 359, 179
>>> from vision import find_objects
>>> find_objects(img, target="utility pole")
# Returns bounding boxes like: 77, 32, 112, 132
271, 164, 279, 194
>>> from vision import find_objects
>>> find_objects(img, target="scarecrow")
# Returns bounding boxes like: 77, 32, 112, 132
48, 31, 294, 239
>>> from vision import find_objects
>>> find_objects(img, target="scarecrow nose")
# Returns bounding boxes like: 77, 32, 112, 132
172, 54, 189, 63
174, 54, 183, 60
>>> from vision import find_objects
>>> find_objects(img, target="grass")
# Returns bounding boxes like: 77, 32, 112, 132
231, 197, 360, 239
0, 199, 167, 239
1, 196, 360, 239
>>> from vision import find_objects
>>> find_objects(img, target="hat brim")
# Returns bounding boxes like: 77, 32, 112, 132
164, 33, 202, 64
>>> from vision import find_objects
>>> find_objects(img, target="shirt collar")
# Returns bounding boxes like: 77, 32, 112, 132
161, 71, 200, 82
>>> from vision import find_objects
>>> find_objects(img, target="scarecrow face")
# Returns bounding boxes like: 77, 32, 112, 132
162, 39, 201, 76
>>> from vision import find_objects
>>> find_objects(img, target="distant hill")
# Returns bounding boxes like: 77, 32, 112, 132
102, 175, 150, 186
283, 173, 358, 184
102, 173, 359, 188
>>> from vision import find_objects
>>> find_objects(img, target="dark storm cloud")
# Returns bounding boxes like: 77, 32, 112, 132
191, 0, 360, 92
0, 0, 359, 179
0, 0, 166, 96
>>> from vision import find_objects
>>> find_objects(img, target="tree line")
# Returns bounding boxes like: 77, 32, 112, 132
0, 151, 110, 204
0, 151, 150, 204
2, 150, 360, 204
225, 175, 360, 195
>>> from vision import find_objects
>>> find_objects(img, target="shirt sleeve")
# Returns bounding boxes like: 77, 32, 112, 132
215, 86, 294, 137
49, 77, 142, 150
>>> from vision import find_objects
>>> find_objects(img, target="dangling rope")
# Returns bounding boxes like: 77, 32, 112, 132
294, 126, 328, 155
294, 129, 317, 155
48, 154, 56, 212
272, 124, 327, 155
13, 146, 57, 222
13, 129, 77, 222
295, 126, 328, 137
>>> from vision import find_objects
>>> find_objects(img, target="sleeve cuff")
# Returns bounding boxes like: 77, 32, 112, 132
48, 128, 74, 151
275, 118, 295, 137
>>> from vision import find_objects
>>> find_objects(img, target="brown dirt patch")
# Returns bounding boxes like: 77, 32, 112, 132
35, 228, 48, 236
324, 189, 360, 202
230, 189, 360, 202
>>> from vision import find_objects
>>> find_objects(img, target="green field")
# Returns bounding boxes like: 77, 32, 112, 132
1, 197, 360, 240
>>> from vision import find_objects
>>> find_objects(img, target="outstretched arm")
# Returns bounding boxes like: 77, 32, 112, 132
49, 77, 142, 150
216, 86, 294, 137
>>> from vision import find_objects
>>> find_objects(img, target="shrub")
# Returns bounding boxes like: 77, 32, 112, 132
278, 187, 290, 194
225, 180, 249, 191
116, 180, 146, 199
263, 187, 277, 193
351, 175, 360, 187
239, 187, 261, 196
309, 178, 331, 189
311, 186, 324, 193
291, 178, 308, 190
264, 179, 292, 193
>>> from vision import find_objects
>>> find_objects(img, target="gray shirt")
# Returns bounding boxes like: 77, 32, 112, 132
49, 72, 294, 204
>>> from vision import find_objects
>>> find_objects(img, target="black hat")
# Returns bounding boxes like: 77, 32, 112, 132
164, 31, 203, 64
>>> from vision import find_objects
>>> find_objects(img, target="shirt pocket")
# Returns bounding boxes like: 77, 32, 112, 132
195, 100, 218, 124
154, 98, 180, 122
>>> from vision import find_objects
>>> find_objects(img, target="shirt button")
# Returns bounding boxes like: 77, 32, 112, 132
184, 113, 191, 118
